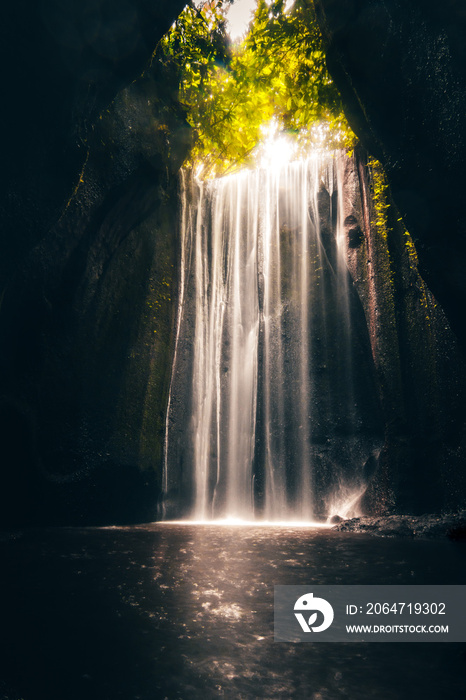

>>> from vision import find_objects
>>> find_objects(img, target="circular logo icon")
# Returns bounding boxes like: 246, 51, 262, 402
294, 592, 334, 632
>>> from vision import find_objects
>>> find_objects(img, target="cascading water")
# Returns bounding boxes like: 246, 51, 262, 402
163, 153, 383, 521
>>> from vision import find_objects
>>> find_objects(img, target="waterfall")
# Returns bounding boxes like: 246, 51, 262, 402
163, 154, 383, 521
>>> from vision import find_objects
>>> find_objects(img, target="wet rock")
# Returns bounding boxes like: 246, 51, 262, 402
329, 514, 344, 524
333, 511, 466, 538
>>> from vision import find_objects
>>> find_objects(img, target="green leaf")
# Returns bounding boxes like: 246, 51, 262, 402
157, 0, 353, 176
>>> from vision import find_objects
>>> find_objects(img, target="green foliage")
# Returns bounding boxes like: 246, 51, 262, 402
368, 157, 391, 239
157, 0, 354, 176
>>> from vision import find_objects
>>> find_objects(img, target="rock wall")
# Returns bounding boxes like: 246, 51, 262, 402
0, 0, 186, 525
314, 0, 466, 350
339, 147, 466, 514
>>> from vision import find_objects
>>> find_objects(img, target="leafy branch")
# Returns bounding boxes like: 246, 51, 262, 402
157, 0, 355, 177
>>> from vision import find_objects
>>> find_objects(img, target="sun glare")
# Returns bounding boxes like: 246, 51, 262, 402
194, 0, 296, 42
257, 120, 297, 169
226, 0, 258, 41
260, 135, 297, 169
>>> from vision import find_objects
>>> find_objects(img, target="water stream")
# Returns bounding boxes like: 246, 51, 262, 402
163, 155, 383, 521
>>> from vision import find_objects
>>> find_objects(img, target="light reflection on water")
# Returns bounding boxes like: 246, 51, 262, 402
160, 519, 333, 527
1, 524, 466, 699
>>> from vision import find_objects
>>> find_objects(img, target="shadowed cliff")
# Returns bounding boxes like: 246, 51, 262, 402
0, 0, 187, 525
314, 0, 466, 350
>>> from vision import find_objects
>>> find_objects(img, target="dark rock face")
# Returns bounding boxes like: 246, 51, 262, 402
0, 0, 186, 525
337, 149, 466, 516
1, 0, 185, 288
314, 0, 466, 349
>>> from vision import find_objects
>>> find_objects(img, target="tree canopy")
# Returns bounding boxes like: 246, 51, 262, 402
157, 0, 354, 176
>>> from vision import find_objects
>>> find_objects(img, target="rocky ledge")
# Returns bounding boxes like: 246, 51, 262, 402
333, 512, 466, 539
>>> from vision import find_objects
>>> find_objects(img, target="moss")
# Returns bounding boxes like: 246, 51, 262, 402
365, 156, 402, 411
368, 157, 391, 238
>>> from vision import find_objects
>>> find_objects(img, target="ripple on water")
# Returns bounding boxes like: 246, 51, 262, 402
1, 524, 466, 700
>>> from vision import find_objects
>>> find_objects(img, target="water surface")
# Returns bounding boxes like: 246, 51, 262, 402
1, 524, 465, 699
